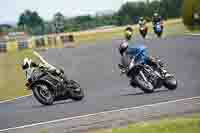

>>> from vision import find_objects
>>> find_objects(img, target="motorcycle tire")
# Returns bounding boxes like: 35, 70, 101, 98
135, 74, 154, 93
142, 33, 147, 38
140, 30, 147, 39
164, 76, 177, 90
32, 83, 54, 105
157, 32, 162, 38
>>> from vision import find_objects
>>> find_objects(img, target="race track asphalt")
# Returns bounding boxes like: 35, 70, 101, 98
0, 35, 200, 130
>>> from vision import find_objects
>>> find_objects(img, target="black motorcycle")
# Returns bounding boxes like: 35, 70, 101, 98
119, 46, 177, 93
22, 63, 84, 105
139, 24, 148, 38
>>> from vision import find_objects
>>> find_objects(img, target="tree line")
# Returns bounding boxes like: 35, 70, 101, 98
1, 0, 197, 35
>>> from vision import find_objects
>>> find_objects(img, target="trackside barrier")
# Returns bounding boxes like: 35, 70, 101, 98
0, 34, 75, 53
60, 34, 75, 47
7, 40, 18, 52
18, 39, 29, 50
35, 37, 46, 48
0, 41, 7, 52
47, 36, 57, 48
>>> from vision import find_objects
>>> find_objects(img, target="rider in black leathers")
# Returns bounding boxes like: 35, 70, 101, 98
152, 12, 163, 30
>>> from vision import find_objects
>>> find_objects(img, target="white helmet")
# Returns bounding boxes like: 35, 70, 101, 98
22, 57, 32, 70
154, 13, 158, 17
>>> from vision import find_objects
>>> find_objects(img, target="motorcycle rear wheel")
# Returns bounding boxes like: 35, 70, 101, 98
68, 80, 84, 101
164, 77, 177, 90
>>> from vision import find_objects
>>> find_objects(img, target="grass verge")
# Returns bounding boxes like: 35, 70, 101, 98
189, 29, 200, 34
73, 19, 188, 44
0, 49, 38, 101
94, 114, 200, 133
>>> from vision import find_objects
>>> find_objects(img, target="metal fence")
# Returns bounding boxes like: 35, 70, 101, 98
0, 41, 7, 52
0, 34, 75, 52
18, 40, 29, 50
35, 37, 45, 48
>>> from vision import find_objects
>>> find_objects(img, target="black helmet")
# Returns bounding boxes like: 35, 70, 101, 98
124, 27, 133, 40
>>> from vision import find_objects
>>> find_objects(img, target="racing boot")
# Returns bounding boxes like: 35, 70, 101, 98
118, 64, 128, 74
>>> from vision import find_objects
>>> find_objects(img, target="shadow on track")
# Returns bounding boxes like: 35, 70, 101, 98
120, 89, 170, 97
31, 100, 76, 108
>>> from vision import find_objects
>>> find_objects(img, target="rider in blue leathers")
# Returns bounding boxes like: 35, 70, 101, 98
119, 27, 166, 75
119, 27, 133, 73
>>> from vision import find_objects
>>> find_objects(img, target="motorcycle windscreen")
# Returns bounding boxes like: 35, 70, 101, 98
127, 44, 149, 64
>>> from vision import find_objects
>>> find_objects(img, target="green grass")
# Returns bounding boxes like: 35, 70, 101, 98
73, 28, 124, 44
189, 27, 200, 33
162, 22, 188, 37
0, 49, 38, 101
94, 114, 200, 133
185, 25, 200, 34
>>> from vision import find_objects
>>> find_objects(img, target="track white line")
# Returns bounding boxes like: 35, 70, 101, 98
0, 96, 200, 132
0, 94, 32, 104
184, 33, 200, 36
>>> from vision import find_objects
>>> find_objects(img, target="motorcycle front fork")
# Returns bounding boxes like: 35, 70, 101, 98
130, 71, 147, 88
139, 71, 148, 82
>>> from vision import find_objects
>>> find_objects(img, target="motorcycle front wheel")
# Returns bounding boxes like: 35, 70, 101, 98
140, 29, 147, 38
135, 74, 154, 93
32, 83, 54, 105
140, 31, 147, 38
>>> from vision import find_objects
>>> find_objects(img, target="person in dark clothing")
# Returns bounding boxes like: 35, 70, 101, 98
152, 13, 163, 30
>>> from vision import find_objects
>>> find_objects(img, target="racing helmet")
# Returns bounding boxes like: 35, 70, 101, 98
22, 57, 32, 70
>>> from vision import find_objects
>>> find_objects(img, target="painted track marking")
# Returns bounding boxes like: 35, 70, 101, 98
0, 94, 32, 104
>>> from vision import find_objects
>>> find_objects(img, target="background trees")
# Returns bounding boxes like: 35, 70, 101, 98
15, 0, 186, 35
18, 10, 44, 35
53, 12, 65, 33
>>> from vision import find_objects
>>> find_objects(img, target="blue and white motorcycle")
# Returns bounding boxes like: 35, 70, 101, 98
154, 22, 163, 38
